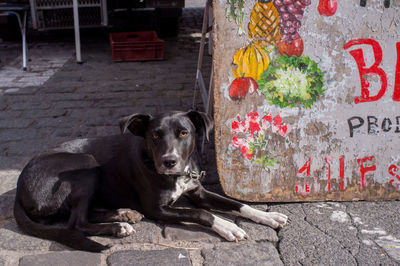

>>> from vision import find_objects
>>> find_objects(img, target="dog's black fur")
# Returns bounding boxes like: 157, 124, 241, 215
14, 110, 288, 252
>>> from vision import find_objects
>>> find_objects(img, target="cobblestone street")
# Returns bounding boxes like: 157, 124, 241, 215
0, 1, 399, 265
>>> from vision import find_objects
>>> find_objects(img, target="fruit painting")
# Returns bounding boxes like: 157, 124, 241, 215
317, 0, 337, 16
229, 77, 258, 100
274, 0, 311, 52
226, 0, 327, 109
258, 55, 325, 108
232, 44, 270, 81
248, 0, 281, 47
224, 0, 329, 169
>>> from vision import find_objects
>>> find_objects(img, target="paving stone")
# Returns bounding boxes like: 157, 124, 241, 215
107, 249, 191, 266
19, 251, 101, 266
22, 108, 68, 119
51, 127, 75, 138
0, 169, 20, 195
163, 223, 221, 242
10, 101, 52, 111
0, 256, 5, 266
202, 242, 283, 266
0, 220, 53, 251
301, 202, 359, 255
34, 117, 76, 128
236, 218, 279, 243
277, 205, 358, 266
0, 194, 14, 220
40, 85, 78, 93
0, 118, 33, 129
0, 128, 46, 142
90, 219, 163, 247
88, 126, 120, 137
0, 110, 22, 119
356, 242, 399, 266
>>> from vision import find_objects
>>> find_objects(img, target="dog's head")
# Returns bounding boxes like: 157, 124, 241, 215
120, 111, 213, 175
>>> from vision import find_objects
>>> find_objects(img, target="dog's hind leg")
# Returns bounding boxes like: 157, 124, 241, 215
89, 209, 143, 224
68, 199, 136, 238
64, 169, 136, 238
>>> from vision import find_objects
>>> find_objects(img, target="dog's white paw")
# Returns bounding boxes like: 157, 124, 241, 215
211, 215, 248, 242
239, 205, 288, 229
115, 222, 136, 237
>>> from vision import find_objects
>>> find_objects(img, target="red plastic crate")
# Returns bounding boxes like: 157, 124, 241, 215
110, 31, 164, 62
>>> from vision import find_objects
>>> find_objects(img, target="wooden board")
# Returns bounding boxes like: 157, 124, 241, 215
212, 0, 400, 202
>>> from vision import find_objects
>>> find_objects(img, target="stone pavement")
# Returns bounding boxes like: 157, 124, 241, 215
0, 2, 400, 266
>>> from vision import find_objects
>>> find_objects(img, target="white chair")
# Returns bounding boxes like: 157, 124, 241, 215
0, 2, 29, 70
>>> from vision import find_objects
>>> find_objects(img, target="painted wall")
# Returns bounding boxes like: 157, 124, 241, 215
213, 0, 400, 202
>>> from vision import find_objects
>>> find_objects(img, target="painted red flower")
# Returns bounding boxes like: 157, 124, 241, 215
232, 135, 244, 147
261, 113, 272, 130
246, 111, 261, 135
231, 120, 246, 134
278, 124, 289, 137
262, 114, 272, 122
231, 121, 240, 132
240, 145, 253, 160
248, 121, 261, 134
231, 110, 291, 163
273, 115, 282, 128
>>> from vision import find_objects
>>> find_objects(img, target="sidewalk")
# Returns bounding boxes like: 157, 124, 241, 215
0, 3, 399, 266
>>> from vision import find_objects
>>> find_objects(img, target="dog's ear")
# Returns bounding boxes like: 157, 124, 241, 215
186, 110, 213, 141
119, 114, 152, 137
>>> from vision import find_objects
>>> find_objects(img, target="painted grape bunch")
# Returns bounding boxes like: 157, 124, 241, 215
274, 0, 311, 44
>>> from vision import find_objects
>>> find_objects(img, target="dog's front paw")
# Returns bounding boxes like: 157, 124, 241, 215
211, 215, 248, 242
117, 209, 144, 224
240, 205, 288, 229
114, 222, 136, 237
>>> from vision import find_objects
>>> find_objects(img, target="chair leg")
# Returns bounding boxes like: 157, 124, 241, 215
73, 0, 82, 63
13, 11, 28, 71
21, 11, 27, 71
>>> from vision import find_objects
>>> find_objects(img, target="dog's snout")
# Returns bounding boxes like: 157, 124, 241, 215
162, 156, 177, 169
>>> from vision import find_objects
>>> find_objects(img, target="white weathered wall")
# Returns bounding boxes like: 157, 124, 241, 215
213, 0, 400, 201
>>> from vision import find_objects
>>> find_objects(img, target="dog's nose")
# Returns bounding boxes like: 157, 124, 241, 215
163, 157, 177, 169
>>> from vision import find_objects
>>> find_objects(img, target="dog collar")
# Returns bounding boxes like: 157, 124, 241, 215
185, 170, 206, 180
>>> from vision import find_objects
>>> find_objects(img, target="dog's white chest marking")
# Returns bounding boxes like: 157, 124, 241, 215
170, 176, 198, 203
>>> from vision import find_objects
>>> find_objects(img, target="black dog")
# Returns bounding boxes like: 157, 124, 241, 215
14, 110, 288, 252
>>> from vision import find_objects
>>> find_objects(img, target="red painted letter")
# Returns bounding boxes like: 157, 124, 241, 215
325, 157, 332, 192
297, 157, 311, 177
393, 42, 400, 101
356, 156, 376, 190
296, 157, 311, 196
388, 164, 400, 184
339, 155, 345, 191
344, 39, 387, 104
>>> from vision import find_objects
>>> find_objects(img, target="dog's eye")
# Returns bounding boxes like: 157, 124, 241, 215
152, 133, 160, 139
179, 131, 188, 137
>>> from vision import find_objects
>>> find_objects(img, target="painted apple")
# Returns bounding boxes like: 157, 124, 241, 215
277, 36, 304, 57
318, 0, 337, 16
229, 77, 258, 100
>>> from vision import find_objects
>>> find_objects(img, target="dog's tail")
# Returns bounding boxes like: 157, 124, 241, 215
13, 199, 110, 252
